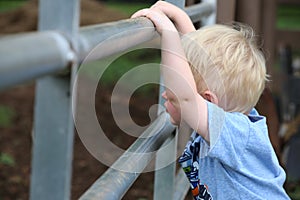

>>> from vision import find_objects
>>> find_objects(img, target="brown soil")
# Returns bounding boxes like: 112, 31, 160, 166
0, 0, 127, 34
0, 82, 159, 200
0, 1, 164, 199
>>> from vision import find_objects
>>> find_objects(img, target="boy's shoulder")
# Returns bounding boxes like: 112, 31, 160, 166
206, 102, 265, 145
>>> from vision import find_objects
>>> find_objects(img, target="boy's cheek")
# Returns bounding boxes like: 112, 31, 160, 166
164, 101, 181, 124
168, 103, 179, 116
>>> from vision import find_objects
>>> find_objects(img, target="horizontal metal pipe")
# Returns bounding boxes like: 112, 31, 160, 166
79, 112, 175, 200
0, 2, 214, 90
78, 2, 215, 61
185, 2, 215, 23
0, 31, 75, 90
78, 17, 157, 61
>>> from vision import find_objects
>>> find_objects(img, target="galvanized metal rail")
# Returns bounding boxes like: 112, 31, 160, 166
0, 2, 214, 90
79, 112, 175, 200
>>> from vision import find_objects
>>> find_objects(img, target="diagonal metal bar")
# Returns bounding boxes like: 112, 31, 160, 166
79, 112, 175, 200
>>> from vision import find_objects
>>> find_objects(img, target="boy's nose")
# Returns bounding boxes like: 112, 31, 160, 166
161, 91, 168, 100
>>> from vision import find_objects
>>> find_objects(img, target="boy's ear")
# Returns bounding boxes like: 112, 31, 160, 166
203, 90, 219, 105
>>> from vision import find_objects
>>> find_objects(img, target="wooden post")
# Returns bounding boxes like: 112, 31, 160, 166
216, 0, 236, 23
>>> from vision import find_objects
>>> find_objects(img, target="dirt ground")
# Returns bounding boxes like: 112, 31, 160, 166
0, 82, 159, 200
0, 0, 165, 199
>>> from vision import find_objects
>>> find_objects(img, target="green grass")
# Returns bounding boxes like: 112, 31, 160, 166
0, 152, 15, 167
0, 105, 15, 128
81, 48, 161, 94
105, 2, 151, 16
277, 4, 300, 30
0, 0, 25, 12
101, 49, 160, 84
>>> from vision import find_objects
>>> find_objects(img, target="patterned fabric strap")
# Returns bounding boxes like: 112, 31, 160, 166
178, 132, 213, 200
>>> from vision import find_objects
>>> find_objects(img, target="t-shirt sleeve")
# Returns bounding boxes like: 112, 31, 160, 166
203, 101, 250, 169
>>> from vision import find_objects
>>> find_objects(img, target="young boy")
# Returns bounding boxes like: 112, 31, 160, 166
132, 1, 290, 199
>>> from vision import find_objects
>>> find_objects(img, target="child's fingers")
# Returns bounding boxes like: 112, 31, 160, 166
150, 2, 163, 11
131, 9, 161, 28
144, 10, 165, 28
151, 0, 167, 9
131, 8, 150, 18
131, 8, 175, 34
131, 9, 162, 25
151, 1, 174, 11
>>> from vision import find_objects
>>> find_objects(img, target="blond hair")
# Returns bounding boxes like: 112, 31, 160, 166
181, 23, 268, 113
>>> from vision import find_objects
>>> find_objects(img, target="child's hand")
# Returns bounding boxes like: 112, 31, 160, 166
150, 1, 196, 34
131, 8, 177, 35
150, 1, 181, 22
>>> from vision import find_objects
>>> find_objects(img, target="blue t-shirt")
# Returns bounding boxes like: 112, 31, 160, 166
179, 102, 290, 200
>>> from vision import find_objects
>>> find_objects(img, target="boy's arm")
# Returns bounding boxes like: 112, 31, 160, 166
131, 9, 209, 141
132, 1, 196, 34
